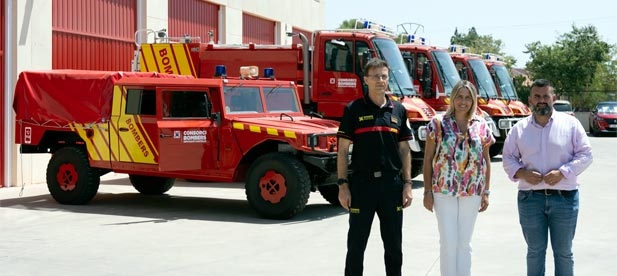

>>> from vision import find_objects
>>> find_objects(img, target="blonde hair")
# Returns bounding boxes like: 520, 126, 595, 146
444, 80, 478, 121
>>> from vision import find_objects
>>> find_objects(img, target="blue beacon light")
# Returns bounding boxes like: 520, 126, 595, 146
264, 68, 275, 79
214, 65, 227, 77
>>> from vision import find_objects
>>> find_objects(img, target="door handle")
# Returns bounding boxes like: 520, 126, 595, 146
160, 134, 173, 138
119, 127, 129, 132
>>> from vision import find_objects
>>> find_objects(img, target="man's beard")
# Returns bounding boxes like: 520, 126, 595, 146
532, 103, 551, 115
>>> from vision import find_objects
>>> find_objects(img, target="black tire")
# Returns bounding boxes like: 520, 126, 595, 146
46, 147, 100, 204
245, 153, 311, 219
489, 143, 502, 158
318, 184, 341, 206
129, 175, 175, 195
591, 124, 600, 137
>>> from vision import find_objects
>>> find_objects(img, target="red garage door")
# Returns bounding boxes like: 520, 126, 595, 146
242, 13, 275, 44
0, 0, 5, 187
169, 0, 219, 43
52, 0, 136, 71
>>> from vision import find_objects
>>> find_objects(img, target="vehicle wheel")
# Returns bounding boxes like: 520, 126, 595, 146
46, 147, 100, 204
318, 184, 340, 206
246, 152, 311, 219
129, 175, 175, 195
489, 143, 502, 158
590, 124, 600, 137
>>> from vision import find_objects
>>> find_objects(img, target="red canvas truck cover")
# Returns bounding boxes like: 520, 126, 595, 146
13, 70, 192, 125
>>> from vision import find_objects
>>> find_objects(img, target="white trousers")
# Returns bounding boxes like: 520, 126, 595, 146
433, 193, 482, 276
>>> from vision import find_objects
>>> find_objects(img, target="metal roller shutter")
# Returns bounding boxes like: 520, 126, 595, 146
291, 27, 312, 45
52, 0, 136, 71
242, 13, 275, 44
169, 0, 219, 43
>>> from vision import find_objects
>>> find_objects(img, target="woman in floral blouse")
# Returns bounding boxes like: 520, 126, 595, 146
422, 80, 495, 276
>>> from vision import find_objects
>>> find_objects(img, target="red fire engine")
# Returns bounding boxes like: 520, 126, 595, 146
13, 70, 343, 219
394, 23, 499, 144
133, 19, 435, 178
448, 45, 521, 157
481, 53, 531, 117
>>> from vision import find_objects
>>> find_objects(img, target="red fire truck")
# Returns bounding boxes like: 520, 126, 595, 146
448, 45, 521, 157
394, 24, 499, 144
481, 53, 531, 117
13, 70, 343, 219
133, 20, 435, 178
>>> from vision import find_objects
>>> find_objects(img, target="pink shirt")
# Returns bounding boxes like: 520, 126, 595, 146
502, 111, 593, 190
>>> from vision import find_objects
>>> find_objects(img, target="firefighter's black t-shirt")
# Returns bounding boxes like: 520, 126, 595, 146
337, 94, 412, 174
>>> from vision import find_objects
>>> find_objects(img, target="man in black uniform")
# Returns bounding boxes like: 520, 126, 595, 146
337, 58, 414, 276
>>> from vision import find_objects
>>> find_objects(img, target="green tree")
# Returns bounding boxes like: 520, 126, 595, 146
588, 45, 617, 104
525, 25, 611, 109
450, 27, 517, 66
338, 19, 359, 29
513, 75, 530, 105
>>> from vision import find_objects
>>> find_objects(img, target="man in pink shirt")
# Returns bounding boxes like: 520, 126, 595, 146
502, 79, 593, 276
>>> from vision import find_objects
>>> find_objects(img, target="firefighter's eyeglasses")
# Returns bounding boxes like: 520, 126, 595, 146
368, 74, 389, 81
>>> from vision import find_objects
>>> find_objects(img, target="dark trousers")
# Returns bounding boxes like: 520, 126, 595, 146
344, 173, 404, 276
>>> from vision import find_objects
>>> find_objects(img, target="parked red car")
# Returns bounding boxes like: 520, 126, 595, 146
589, 101, 617, 136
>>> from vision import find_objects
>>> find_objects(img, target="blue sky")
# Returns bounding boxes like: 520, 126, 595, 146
324, 0, 616, 68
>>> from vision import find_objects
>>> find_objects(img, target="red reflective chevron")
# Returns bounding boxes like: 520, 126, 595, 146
354, 126, 399, 134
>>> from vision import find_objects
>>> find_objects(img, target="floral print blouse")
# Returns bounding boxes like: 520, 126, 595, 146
427, 115, 495, 197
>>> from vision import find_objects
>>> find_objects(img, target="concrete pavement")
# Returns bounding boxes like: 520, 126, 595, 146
1, 136, 616, 276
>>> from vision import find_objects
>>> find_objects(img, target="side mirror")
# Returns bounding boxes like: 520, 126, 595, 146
330, 39, 346, 47
212, 112, 221, 126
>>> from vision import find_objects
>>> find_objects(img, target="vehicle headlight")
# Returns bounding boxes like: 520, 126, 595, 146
498, 119, 511, 129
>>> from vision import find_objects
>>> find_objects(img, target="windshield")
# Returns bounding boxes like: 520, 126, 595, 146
468, 59, 498, 98
264, 86, 301, 113
492, 65, 518, 100
554, 102, 572, 112
373, 38, 416, 97
433, 51, 461, 96
597, 103, 617, 114
223, 85, 300, 114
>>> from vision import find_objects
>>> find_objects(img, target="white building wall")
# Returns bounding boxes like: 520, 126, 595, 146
5, 0, 325, 187
11, 0, 53, 188
217, 0, 325, 44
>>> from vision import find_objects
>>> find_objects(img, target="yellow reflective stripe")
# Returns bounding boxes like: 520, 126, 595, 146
69, 123, 111, 162
140, 44, 195, 76
283, 130, 296, 138
134, 115, 158, 156
249, 125, 261, 133
232, 122, 297, 139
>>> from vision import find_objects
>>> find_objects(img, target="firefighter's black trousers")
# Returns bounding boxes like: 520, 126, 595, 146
344, 172, 404, 276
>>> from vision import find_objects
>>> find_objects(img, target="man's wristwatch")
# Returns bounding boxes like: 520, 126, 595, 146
483, 190, 491, 196
337, 178, 349, 186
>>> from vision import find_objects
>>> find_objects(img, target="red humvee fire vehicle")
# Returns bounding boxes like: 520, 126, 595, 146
13, 70, 342, 219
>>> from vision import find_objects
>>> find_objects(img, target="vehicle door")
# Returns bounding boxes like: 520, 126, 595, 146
157, 87, 218, 171
111, 88, 159, 166
314, 38, 368, 118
